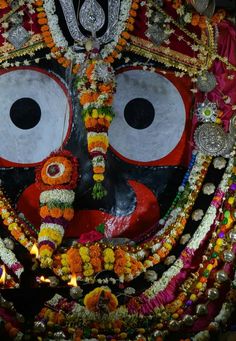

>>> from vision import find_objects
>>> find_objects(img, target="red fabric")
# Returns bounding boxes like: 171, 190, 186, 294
192, 20, 236, 136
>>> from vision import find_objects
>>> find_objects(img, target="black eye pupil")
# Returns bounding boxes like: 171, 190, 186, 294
10, 97, 41, 130
124, 98, 155, 130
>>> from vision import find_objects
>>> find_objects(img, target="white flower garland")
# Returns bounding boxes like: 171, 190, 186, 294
40, 189, 75, 204
144, 154, 234, 299
0, 237, 23, 278
43, 0, 133, 64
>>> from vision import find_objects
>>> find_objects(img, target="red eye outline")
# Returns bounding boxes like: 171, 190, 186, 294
0, 66, 73, 168
109, 66, 193, 167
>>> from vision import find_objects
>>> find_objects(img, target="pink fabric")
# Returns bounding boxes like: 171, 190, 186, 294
192, 20, 236, 138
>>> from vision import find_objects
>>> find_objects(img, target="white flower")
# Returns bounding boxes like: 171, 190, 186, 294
164, 255, 176, 265
124, 287, 136, 295
192, 209, 204, 222
180, 234, 191, 245
40, 189, 75, 204
144, 270, 158, 283
213, 157, 226, 170
203, 183, 215, 195
184, 12, 192, 23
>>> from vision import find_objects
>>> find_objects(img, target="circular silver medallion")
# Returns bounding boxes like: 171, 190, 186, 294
194, 123, 227, 156
196, 71, 217, 93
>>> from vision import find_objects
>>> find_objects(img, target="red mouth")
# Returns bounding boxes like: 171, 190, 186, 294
17, 180, 160, 240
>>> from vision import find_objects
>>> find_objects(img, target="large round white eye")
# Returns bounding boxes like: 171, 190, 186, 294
0, 67, 71, 165
109, 69, 186, 163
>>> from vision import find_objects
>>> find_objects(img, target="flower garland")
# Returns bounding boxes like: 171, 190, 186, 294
128, 150, 235, 324
169, 0, 226, 29
0, 190, 35, 251
36, 150, 78, 268
76, 59, 116, 199
0, 237, 24, 279
4, 148, 235, 338
35, 0, 139, 68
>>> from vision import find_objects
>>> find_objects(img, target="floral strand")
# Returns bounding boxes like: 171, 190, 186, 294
76, 59, 116, 199
36, 150, 78, 268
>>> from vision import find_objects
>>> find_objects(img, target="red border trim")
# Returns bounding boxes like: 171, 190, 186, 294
110, 66, 193, 166
0, 66, 73, 168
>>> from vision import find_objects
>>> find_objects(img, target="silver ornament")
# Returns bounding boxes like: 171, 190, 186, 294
49, 276, 59, 287
221, 134, 235, 158
54, 331, 66, 340
147, 25, 170, 46
229, 230, 236, 242
168, 320, 180, 331
183, 314, 194, 326
213, 157, 226, 170
192, 209, 204, 221
203, 0, 215, 18
3, 238, 14, 250
196, 304, 208, 316
223, 250, 235, 263
203, 183, 215, 195
153, 330, 162, 337
190, 0, 209, 14
70, 286, 83, 300
196, 72, 217, 93
216, 270, 228, 283
33, 321, 46, 334
229, 114, 236, 136
144, 270, 158, 282
194, 123, 227, 156
207, 287, 219, 300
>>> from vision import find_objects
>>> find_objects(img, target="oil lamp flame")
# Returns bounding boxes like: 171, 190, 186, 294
0, 265, 6, 285
39, 276, 51, 284
68, 273, 78, 287
30, 243, 39, 258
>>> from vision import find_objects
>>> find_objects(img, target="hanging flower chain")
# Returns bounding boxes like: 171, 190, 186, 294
76, 59, 116, 199
35, 150, 78, 268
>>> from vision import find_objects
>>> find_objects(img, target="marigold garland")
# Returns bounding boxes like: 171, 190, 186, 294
36, 150, 78, 268
76, 59, 116, 199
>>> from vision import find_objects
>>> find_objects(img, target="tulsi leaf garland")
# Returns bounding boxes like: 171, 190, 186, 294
35, 150, 78, 268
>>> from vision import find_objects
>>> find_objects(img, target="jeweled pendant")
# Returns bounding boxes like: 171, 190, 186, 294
79, 0, 105, 34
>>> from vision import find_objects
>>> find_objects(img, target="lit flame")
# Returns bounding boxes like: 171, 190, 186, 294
39, 276, 51, 284
30, 243, 39, 258
68, 273, 78, 287
0, 265, 6, 285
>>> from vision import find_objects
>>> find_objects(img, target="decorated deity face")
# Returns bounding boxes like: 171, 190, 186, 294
1, 1, 236, 340
0, 1, 194, 242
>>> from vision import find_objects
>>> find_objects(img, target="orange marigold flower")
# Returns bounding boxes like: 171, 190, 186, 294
50, 207, 63, 218
63, 208, 74, 221
122, 32, 131, 40
38, 18, 48, 25
0, 0, 8, 9
199, 16, 207, 29
40, 205, 50, 218
84, 287, 118, 312
191, 13, 200, 26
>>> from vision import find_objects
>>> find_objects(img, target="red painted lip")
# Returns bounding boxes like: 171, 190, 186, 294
17, 180, 160, 240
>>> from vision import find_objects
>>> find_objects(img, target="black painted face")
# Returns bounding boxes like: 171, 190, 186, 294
0, 0, 192, 241
0, 61, 190, 240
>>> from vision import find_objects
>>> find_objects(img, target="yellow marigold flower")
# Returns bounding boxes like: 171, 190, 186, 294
9, 222, 18, 230
93, 174, 104, 182
83, 269, 94, 277
79, 246, 89, 256
92, 109, 98, 118
81, 255, 90, 263
104, 263, 114, 270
